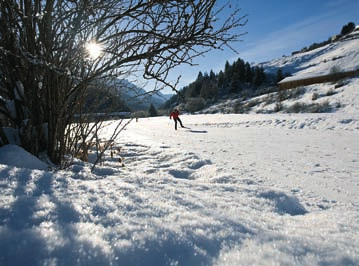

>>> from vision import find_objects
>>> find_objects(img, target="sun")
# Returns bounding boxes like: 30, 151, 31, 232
85, 41, 103, 59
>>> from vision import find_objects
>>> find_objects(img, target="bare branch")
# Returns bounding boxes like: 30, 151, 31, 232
0, 0, 247, 164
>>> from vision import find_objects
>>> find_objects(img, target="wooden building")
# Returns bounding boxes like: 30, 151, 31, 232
278, 69, 359, 90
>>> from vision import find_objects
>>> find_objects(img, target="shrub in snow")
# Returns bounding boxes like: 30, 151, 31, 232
274, 102, 283, 112
285, 101, 332, 113
334, 80, 349, 89
326, 88, 337, 96
312, 93, 319, 101
185, 98, 206, 113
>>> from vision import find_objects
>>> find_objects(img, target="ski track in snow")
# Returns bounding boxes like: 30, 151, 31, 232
0, 113, 359, 266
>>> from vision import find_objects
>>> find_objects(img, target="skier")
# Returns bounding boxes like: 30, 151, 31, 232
170, 109, 185, 130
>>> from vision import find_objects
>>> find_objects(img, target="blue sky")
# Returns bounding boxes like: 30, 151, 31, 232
163, 0, 358, 94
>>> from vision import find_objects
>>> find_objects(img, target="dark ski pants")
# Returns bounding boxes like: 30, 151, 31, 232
174, 118, 184, 130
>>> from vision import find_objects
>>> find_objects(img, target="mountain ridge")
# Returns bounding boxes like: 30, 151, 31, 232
112, 79, 171, 111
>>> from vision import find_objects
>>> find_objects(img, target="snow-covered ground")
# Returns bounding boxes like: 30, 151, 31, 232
1, 110, 359, 266
1, 27, 359, 266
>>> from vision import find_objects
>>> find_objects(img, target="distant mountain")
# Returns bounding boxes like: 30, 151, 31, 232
112, 79, 171, 111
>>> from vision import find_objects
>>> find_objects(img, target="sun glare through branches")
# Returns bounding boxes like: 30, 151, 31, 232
85, 41, 103, 59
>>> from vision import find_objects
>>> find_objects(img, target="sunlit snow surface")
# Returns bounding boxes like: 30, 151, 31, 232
1, 109, 359, 265
1, 31, 359, 266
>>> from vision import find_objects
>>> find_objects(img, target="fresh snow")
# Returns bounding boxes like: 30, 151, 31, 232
1, 110, 359, 266
1, 30, 359, 266
0, 144, 49, 171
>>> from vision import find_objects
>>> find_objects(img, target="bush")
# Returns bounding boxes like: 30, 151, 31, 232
288, 102, 306, 113
326, 89, 337, 96
277, 90, 288, 102
311, 101, 332, 113
291, 87, 306, 98
185, 98, 206, 113
264, 94, 277, 105
334, 102, 342, 109
148, 104, 158, 117
234, 102, 246, 113
312, 93, 319, 101
341, 22, 355, 35
132, 110, 148, 118
277, 87, 306, 102
285, 101, 332, 113
335, 80, 348, 89
274, 102, 283, 112
330, 65, 342, 75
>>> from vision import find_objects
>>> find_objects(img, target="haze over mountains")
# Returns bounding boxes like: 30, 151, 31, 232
112, 79, 171, 111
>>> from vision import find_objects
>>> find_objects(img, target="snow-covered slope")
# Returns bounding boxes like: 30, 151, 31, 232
262, 30, 359, 79
202, 33, 359, 115
203, 75, 359, 115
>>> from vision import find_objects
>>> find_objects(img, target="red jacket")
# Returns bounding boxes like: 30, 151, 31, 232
170, 110, 180, 119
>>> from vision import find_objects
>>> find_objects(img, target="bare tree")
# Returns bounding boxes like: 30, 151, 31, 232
0, 0, 247, 164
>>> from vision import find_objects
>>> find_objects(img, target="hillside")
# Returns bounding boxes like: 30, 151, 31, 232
171, 29, 359, 115
263, 29, 359, 81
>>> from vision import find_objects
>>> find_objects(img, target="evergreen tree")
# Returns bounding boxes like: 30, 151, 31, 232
148, 104, 158, 117
236, 58, 246, 81
217, 70, 228, 96
275, 68, 284, 83
200, 77, 218, 100
197, 71, 204, 81
224, 61, 232, 79
194, 71, 204, 97
164, 55, 269, 110
184, 83, 194, 98
230, 72, 240, 93
341, 22, 355, 35
253, 66, 261, 86
260, 66, 266, 83
210, 83, 219, 100
209, 69, 216, 81
200, 79, 210, 99
245, 62, 253, 83
253, 66, 265, 86
218, 70, 225, 88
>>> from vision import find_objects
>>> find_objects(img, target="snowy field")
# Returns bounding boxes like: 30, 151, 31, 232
1, 111, 359, 266
1, 32, 359, 266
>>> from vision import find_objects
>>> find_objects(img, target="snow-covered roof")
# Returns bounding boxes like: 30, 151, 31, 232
278, 68, 359, 84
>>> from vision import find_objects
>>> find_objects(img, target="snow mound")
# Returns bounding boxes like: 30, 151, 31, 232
258, 190, 308, 216
0, 144, 49, 170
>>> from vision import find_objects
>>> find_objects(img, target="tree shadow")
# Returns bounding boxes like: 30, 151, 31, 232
0, 167, 112, 265
112, 218, 254, 266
